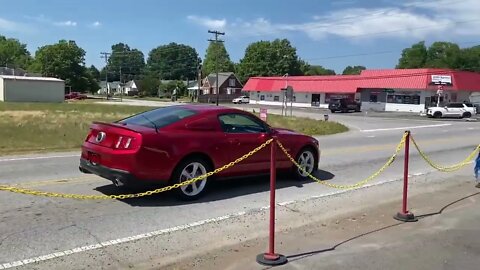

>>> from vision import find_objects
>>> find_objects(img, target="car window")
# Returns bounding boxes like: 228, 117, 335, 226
117, 107, 197, 129
447, 103, 463, 108
218, 114, 267, 133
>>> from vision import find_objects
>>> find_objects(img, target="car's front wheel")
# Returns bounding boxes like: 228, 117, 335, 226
462, 112, 472, 118
294, 147, 317, 180
172, 158, 210, 200
433, 111, 442, 118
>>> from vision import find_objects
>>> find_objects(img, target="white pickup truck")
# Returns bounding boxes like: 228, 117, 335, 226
427, 102, 476, 118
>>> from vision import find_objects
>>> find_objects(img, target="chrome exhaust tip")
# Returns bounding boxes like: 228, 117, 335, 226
112, 177, 125, 187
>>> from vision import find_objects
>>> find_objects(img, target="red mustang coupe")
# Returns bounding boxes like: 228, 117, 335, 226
79, 105, 320, 200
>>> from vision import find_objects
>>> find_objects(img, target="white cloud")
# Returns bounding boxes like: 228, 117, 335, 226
25, 15, 77, 27
187, 0, 480, 41
0, 17, 22, 32
187, 15, 226, 30
54, 20, 77, 27
91, 21, 101, 28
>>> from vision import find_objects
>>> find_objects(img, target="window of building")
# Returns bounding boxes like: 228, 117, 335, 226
369, 94, 378, 103
387, 94, 420, 105
229, 78, 236, 87
274, 96, 279, 101
260, 95, 265, 100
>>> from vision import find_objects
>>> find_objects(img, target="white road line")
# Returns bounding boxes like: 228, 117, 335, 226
361, 123, 451, 133
0, 168, 448, 269
0, 154, 78, 162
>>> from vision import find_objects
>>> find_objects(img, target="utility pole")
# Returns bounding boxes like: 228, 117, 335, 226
100, 52, 111, 99
208, 30, 225, 106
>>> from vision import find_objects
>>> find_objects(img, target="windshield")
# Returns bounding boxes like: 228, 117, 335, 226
117, 107, 197, 129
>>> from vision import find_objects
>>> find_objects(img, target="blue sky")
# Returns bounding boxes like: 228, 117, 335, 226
1, 0, 479, 73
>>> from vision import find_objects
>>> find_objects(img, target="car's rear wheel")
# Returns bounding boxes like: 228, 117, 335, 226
462, 112, 472, 118
172, 158, 210, 200
433, 111, 442, 118
294, 147, 316, 180
330, 110, 335, 113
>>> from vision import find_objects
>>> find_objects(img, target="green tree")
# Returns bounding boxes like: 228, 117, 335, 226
425, 41, 461, 69
31, 40, 90, 91
140, 72, 160, 96
237, 39, 302, 82
396, 41, 428, 69
0, 35, 32, 69
147, 42, 200, 80
202, 41, 235, 76
105, 43, 145, 82
88, 65, 100, 80
342, 65, 366, 75
457, 45, 480, 72
303, 64, 336, 75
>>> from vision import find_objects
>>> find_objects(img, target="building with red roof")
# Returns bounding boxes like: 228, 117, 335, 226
242, 69, 480, 113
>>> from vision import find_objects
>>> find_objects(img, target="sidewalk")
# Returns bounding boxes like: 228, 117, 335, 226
162, 179, 480, 270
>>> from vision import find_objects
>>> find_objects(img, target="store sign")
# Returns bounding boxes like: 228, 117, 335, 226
431, 75, 452, 85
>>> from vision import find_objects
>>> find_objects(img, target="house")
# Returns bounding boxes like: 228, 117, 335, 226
98, 81, 121, 95
0, 75, 65, 102
243, 69, 480, 113
123, 80, 140, 96
198, 72, 243, 103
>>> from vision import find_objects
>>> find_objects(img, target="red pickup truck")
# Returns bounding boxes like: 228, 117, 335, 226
65, 92, 87, 100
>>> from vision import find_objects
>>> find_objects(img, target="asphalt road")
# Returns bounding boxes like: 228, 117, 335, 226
0, 104, 479, 269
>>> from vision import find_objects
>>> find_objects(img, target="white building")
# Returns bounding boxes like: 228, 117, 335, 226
243, 69, 480, 113
0, 75, 65, 102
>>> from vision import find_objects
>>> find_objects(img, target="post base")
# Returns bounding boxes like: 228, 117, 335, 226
394, 211, 418, 222
256, 253, 288, 266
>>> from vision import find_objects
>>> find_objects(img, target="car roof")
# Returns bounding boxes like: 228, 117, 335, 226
172, 104, 245, 114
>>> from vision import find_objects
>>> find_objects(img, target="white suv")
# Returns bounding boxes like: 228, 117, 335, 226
232, 96, 249, 104
427, 102, 476, 118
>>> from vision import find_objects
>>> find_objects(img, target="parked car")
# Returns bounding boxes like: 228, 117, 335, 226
65, 92, 87, 100
232, 96, 250, 104
427, 102, 476, 118
79, 105, 320, 200
328, 98, 361, 113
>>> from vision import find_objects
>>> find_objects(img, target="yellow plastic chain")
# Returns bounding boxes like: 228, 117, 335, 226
0, 139, 274, 200
276, 132, 407, 189
409, 135, 480, 172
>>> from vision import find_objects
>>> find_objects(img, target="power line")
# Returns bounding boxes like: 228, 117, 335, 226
208, 30, 225, 106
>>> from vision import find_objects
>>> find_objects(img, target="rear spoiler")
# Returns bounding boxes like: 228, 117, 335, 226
91, 121, 141, 133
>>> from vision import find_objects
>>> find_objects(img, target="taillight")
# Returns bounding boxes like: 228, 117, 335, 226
85, 129, 94, 141
114, 136, 134, 149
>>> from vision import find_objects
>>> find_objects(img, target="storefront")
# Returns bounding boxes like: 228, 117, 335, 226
243, 69, 480, 113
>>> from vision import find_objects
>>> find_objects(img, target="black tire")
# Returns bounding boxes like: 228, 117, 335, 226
462, 112, 472, 118
171, 157, 211, 201
293, 147, 317, 180
330, 110, 335, 113
238, 101, 242, 104
433, 111, 442, 118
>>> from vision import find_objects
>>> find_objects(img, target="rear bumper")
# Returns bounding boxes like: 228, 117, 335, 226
79, 158, 134, 185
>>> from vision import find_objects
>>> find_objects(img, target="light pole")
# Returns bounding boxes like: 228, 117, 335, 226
208, 30, 225, 106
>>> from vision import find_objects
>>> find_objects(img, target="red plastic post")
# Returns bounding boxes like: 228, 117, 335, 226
267, 139, 277, 258
256, 138, 287, 266
402, 131, 410, 215
394, 130, 417, 222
